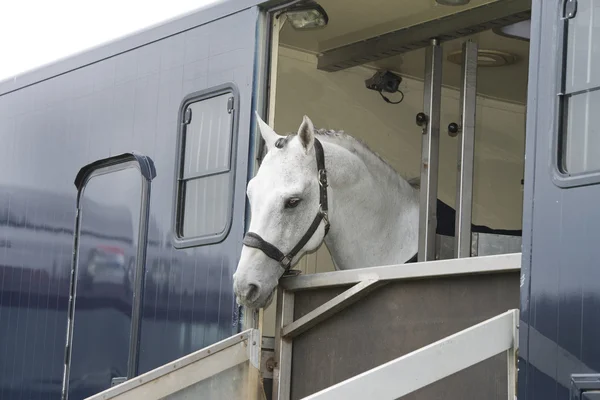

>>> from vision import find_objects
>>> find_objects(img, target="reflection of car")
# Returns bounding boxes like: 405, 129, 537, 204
81, 245, 132, 292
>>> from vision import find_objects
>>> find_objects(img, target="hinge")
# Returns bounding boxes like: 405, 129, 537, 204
111, 377, 127, 387
64, 344, 70, 364
183, 107, 192, 125
564, 0, 577, 19
227, 97, 234, 114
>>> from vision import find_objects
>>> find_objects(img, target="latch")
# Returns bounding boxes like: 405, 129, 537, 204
184, 107, 192, 124
564, 0, 577, 19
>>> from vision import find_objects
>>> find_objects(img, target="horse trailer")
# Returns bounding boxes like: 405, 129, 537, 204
0, 0, 597, 399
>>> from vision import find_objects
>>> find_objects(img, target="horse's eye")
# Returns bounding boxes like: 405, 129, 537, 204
284, 197, 302, 209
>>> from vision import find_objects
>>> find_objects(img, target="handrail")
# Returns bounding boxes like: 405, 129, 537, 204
280, 252, 522, 291
84, 329, 262, 400
300, 309, 519, 400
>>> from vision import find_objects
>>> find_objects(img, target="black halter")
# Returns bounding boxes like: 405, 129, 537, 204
242, 138, 330, 278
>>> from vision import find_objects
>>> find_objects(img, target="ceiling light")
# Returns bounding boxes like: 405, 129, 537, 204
284, 2, 329, 30
493, 20, 531, 41
436, 0, 471, 5
447, 49, 518, 67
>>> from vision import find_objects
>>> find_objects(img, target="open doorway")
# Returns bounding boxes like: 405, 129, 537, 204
261, 0, 530, 334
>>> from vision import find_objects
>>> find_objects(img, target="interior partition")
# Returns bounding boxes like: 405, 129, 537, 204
286, 268, 520, 399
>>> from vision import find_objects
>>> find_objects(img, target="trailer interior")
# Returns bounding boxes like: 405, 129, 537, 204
260, 0, 529, 331
259, 0, 529, 398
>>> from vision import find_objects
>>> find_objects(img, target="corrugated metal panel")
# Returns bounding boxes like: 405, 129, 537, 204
0, 6, 259, 399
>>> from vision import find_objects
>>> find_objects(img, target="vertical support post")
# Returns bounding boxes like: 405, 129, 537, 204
454, 40, 478, 258
267, 14, 286, 127
272, 287, 294, 400
127, 178, 152, 379
507, 309, 519, 400
419, 38, 443, 262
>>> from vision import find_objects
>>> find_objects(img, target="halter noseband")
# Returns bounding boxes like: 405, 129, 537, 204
242, 138, 330, 278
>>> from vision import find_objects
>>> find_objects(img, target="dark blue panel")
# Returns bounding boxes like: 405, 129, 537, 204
0, 6, 259, 399
0, 186, 73, 400
520, 1, 600, 399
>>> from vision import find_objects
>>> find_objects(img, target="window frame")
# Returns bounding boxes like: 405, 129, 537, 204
552, 0, 600, 188
172, 83, 240, 249
66, 152, 157, 391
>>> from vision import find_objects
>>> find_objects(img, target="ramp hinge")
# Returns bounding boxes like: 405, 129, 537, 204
227, 97, 235, 114
111, 377, 127, 387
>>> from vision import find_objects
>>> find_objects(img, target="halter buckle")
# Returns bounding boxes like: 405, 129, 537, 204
319, 206, 329, 223
280, 256, 292, 270
318, 169, 328, 187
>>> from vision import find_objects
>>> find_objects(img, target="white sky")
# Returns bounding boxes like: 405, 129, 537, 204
0, 0, 220, 81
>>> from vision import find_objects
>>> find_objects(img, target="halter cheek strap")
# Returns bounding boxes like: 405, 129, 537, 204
242, 138, 330, 278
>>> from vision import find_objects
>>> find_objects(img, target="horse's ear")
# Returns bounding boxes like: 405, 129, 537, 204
298, 115, 315, 152
255, 111, 283, 150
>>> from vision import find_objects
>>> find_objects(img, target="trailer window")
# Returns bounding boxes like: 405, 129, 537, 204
559, 0, 600, 175
174, 85, 238, 248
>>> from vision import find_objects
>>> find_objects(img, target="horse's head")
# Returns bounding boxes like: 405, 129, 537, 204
233, 112, 330, 309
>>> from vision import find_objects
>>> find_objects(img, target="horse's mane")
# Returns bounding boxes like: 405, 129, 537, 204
279, 128, 420, 191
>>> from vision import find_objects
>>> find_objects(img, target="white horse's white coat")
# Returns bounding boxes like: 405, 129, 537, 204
233, 113, 419, 309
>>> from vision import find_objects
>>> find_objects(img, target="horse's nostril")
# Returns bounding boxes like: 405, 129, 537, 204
245, 283, 260, 303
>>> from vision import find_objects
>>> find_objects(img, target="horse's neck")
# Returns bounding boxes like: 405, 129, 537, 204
319, 137, 420, 270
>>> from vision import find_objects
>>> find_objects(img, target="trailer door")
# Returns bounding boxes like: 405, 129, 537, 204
62, 153, 156, 400
520, 0, 600, 399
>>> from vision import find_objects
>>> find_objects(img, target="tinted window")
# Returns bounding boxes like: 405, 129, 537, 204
560, 0, 600, 174
174, 88, 237, 247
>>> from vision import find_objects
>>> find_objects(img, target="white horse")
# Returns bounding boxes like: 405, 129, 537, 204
233, 112, 419, 309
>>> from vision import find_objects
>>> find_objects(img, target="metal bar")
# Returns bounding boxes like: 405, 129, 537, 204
282, 279, 382, 339
301, 310, 519, 400
280, 252, 521, 292
245, 329, 263, 400
84, 329, 258, 400
507, 310, 519, 400
268, 14, 286, 127
316, 0, 531, 72
272, 288, 294, 400
419, 38, 443, 262
61, 209, 81, 400
127, 177, 152, 378
454, 40, 478, 259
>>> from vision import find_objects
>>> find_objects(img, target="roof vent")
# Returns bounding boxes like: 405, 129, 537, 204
447, 49, 518, 67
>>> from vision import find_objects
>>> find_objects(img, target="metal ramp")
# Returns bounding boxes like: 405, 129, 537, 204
85, 254, 520, 400
272, 252, 521, 400
84, 329, 265, 400
303, 309, 519, 400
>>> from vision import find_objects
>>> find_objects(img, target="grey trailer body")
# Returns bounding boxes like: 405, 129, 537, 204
0, 1, 269, 398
